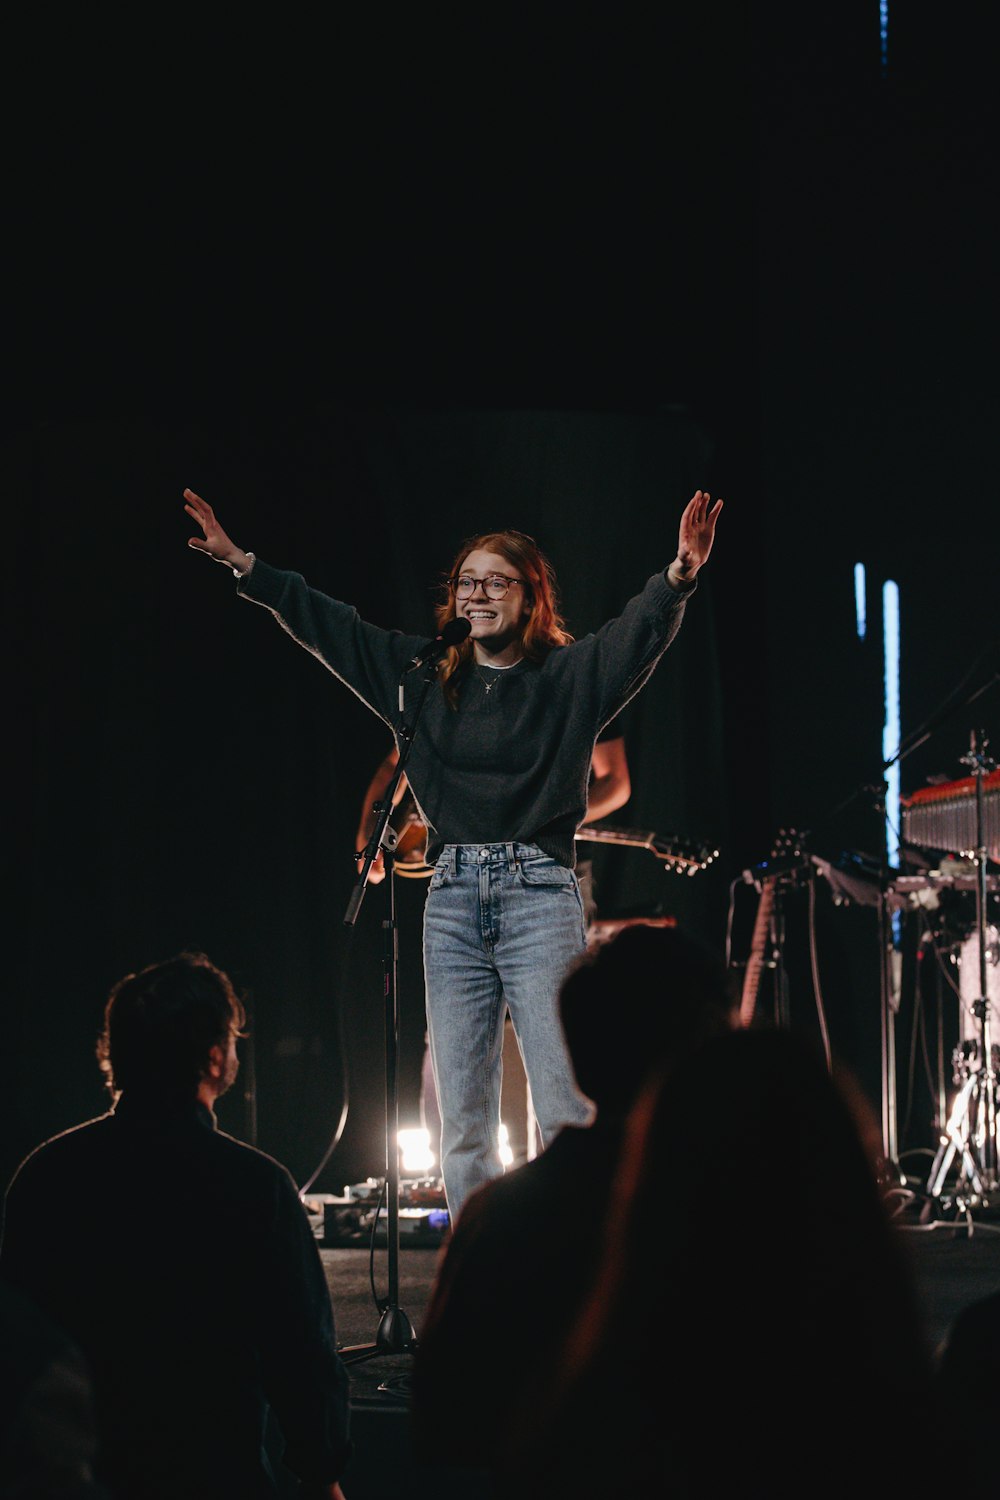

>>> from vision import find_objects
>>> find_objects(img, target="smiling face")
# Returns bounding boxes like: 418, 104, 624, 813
456, 548, 531, 664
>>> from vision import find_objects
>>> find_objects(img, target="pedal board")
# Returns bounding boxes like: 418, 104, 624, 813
313, 1178, 450, 1248
323, 1203, 449, 1248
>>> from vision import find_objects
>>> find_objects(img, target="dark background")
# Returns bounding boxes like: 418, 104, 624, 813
3, 8, 997, 1195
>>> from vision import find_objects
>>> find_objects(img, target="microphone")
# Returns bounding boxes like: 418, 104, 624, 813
406, 616, 472, 672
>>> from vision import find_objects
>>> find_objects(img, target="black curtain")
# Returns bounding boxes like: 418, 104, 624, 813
5, 5, 995, 1195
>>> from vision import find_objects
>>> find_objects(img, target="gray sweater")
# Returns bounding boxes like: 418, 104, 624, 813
238, 561, 694, 868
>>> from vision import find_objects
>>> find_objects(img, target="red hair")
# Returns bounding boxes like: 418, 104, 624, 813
434, 529, 573, 705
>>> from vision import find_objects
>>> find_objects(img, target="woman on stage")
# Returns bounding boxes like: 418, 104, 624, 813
184, 487, 722, 1220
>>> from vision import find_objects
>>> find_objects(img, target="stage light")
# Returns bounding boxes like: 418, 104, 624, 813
398, 1127, 435, 1175
882, 578, 902, 946
882, 579, 900, 867
880, 0, 889, 77
498, 1122, 514, 1168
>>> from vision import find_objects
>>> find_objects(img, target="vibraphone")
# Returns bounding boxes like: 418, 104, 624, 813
901, 767, 1000, 861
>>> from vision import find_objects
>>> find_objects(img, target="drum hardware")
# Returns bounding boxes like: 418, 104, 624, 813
883, 646, 1000, 1186
927, 729, 1000, 1204
951, 1039, 1000, 1085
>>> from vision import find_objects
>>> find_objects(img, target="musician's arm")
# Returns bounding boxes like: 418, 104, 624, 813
585, 735, 632, 822
355, 747, 407, 884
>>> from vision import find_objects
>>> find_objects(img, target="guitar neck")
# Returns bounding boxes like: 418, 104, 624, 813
740, 878, 776, 1027
577, 825, 658, 853
575, 824, 713, 872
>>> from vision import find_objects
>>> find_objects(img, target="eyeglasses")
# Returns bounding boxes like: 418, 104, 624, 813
450, 573, 526, 600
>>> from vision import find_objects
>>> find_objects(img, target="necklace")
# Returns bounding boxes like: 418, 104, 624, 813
474, 656, 523, 697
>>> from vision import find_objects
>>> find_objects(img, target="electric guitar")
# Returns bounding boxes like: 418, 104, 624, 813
575, 824, 719, 875
739, 830, 810, 1026
384, 817, 720, 880
388, 798, 434, 879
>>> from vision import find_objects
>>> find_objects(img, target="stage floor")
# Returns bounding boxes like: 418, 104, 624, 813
289, 1213, 1000, 1500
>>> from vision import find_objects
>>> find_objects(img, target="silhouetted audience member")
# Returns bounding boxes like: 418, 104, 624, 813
0, 953, 353, 1500
933, 1282, 1000, 1434
409, 923, 738, 1486
501, 1027, 944, 1500
0, 1280, 110, 1498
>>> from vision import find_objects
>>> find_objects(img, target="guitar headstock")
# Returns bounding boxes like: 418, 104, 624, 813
744, 828, 812, 887
649, 832, 720, 875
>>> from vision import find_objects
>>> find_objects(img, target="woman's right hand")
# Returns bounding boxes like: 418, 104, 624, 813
184, 488, 250, 572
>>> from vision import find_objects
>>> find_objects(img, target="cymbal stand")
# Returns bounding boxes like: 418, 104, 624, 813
927, 729, 999, 1204
873, 778, 901, 1176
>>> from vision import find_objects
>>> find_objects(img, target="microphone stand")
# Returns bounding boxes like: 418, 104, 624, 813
874, 776, 899, 1178
338, 656, 442, 1366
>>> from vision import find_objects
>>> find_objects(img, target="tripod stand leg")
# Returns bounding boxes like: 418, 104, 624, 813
966, 1062, 1000, 1193
927, 1073, 984, 1199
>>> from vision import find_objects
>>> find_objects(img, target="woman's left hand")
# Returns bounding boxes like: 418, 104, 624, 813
671, 489, 723, 583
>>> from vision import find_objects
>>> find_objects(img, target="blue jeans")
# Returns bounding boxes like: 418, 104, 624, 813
423, 842, 595, 1221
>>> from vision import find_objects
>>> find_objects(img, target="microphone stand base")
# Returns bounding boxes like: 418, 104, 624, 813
339, 1304, 418, 1365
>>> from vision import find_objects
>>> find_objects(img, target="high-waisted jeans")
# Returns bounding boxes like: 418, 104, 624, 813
423, 842, 594, 1221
